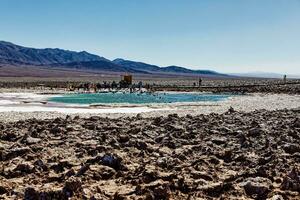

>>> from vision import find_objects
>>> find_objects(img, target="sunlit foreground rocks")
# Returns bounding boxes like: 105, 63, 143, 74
0, 108, 299, 199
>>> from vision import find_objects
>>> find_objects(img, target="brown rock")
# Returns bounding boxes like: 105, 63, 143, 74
241, 177, 272, 198
283, 143, 300, 154
62, 177, 83, 198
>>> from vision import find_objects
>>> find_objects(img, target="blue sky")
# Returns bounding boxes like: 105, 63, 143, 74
0, 0, 300, 74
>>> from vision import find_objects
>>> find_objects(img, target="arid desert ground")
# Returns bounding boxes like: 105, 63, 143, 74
0, 77, 299, 199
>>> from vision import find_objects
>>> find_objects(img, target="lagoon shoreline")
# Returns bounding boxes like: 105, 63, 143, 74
0, 89, 299, 122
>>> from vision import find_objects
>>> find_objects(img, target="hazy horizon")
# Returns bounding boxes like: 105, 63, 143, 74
1, 0, 300, 74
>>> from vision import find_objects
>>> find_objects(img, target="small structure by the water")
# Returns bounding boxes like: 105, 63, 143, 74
119, 74, 132, 88
123, 75, 132, 85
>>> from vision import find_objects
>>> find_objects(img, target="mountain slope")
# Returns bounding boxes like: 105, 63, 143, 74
161, 65, 220, 75
0, 41, 227, 77
113, 58, 161, 72
113, 59, 225, 76
52, 60, 147, 73
0, 41, 107, 65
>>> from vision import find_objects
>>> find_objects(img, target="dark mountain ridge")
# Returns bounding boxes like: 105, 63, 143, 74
0, 41, 227, 76
112, 58, 226, 76
112, 58, 161, 72
51, 60, 147, 74
0, 41, 107, 66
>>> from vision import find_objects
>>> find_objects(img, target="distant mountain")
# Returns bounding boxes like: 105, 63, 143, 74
230, 72, 300, 79
230, 72, 282, 78
113, 58, 225, 76
161, 65, 196, 74
112, 58, 161, 72
52, 60, 147, 73
161, 65, 221, 75
0, 41, 107, 65
0, 41, 227, 77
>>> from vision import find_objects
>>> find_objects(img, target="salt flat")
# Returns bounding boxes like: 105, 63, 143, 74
0, 91, 299, 122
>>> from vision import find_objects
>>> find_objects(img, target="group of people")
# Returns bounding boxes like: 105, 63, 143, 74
68, 81, 148, 92
193, 78, 203, 87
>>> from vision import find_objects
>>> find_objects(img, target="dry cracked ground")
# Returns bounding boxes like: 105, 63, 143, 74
0, 108, 300, 199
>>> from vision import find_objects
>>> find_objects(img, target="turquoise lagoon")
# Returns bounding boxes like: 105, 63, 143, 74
49, 92, 232, 105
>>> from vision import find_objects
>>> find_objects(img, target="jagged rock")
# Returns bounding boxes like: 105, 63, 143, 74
142, 165, 159, 183
248, 127, 264, 137
14, 162, 35, 174
156, 157, 173, 169
113, 192, 126, 200
281, 168, 300, 192
293, 118, 300, 128
24, 187, 40, 200
152, 184, 171, 199
118, 134, 130, 143
135, 140, 148, 150
62, 177, 83, 198
25, 136, 41, 145
50, 126, 65, 134
211, 137, 227, 145
0, 181, 12, 195
66, 125, 75, 131
101, 154, 123, 171
33, 159, 48, 171
283, 143, 300, 154
47, 172, 62, 182
89, 165, 115, 180
1, 147, 31, 161
84, 122, 96, 130
227, 106, 235, 114
24, 187, 65, 200
138, 180, 171, 200
190, 171, 213, 181
267, 194, 284, 200
241, 177, 272, 198
0, 131, 19, 141
50, 161, 70, 173
76, 164, 90, 176
200, 182, 232, 197
216, 149, 233, 162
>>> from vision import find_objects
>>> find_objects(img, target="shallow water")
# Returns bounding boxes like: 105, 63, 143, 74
48, 92, 232, 104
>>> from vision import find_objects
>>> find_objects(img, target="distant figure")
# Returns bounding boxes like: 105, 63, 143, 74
138, 81, 143, 90
199, 78, 202, 87
130, 86, 133, 93
96, 83, 102, 91
283, 75, 287, 84
111, 81, 117, 89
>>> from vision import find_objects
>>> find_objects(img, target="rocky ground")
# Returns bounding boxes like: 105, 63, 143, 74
0, 108, 299, 199
0, 76, 299, 92
152, 82, 300, 95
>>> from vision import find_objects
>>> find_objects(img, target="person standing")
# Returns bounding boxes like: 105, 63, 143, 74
283, 75, 287, 84
199, 78, 202, 87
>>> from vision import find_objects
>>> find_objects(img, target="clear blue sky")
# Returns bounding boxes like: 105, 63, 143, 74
0, 0, 300, 74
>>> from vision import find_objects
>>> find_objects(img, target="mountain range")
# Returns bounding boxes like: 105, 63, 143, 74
230, 72, 300, 79
0, 41, 226, 77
